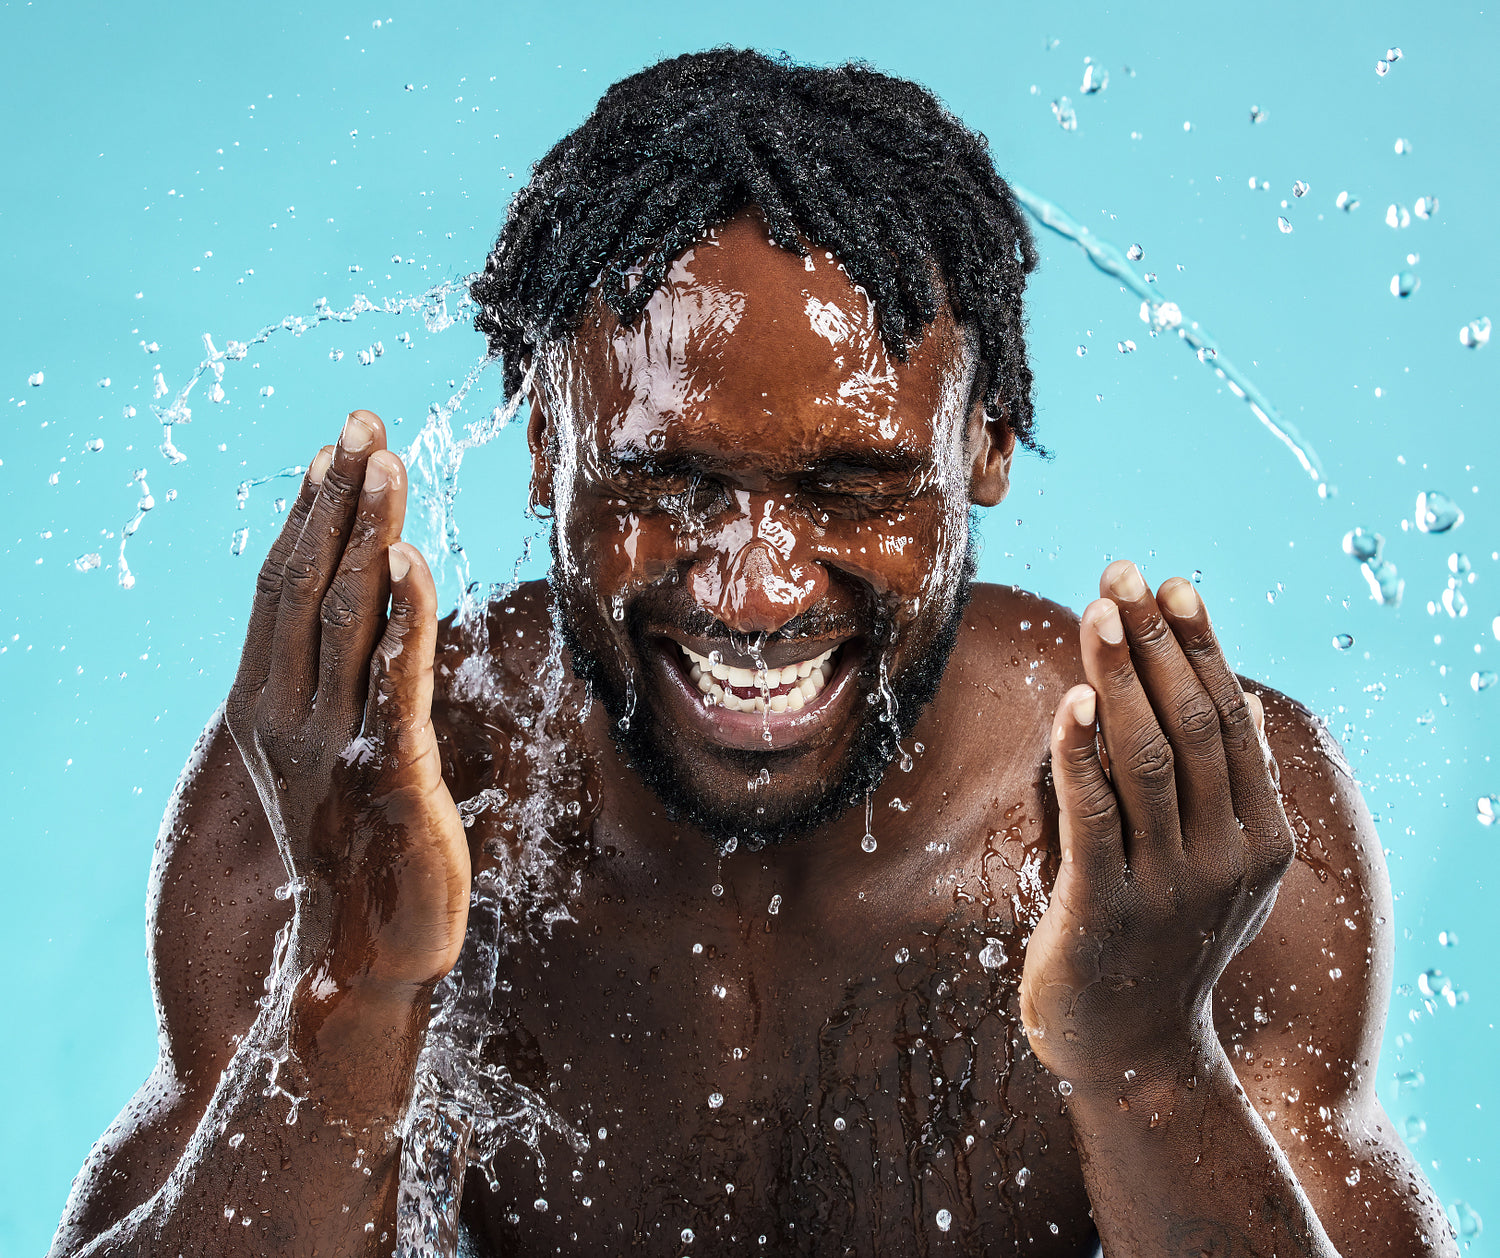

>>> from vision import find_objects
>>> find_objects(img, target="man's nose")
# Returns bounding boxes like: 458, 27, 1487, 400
687, 510, 829, 634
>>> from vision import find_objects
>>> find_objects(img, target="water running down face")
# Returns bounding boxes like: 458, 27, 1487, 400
528, 210, 1015, 847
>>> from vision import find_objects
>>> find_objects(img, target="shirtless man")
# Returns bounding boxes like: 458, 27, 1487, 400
54, 51, 1451, 1257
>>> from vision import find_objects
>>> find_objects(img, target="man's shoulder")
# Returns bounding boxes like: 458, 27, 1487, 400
947, 581, 1084, 709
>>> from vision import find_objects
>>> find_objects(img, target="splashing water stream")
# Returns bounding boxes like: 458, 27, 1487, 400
1008, 182, 1331, 497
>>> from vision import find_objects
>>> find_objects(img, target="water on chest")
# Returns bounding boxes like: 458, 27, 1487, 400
459, 881, 1096, 1255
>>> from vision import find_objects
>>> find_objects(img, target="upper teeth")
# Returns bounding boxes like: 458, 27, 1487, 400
679, 645, 837, 714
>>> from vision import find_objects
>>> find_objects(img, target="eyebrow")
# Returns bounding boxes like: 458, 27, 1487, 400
604, 445, 932, 479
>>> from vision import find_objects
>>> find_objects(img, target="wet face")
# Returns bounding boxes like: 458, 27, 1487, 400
529, 210, 1014, 846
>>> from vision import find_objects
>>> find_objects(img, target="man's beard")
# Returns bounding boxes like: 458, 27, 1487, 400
552, 529, 979, 852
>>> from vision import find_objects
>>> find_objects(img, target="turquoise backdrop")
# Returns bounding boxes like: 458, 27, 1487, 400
2, 1, 1495, 1251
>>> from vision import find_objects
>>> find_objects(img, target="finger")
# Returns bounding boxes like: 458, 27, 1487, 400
267, 411, 387, 724
232, 446, 331, 699
1049, 684, 1127, 920
362, 543, 441, 779
1079, 596, 1182, 877
1160, 594, 1289, 864
1101, 565, 1233, 848
315, 450, 409, 732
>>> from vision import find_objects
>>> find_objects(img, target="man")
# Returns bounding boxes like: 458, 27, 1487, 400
55, 50, 1450, 1257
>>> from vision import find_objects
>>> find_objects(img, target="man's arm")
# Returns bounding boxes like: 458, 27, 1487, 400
48, 709, 291, 1252
1020, 562, 1453, 1257
1215, 689, 1452, 1255
52, 414, 472, 1257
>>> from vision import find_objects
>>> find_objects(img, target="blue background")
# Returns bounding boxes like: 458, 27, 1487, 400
2, 1, 1495, 1251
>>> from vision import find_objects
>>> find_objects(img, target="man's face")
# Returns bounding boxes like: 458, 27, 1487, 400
529, 211, 1009, 846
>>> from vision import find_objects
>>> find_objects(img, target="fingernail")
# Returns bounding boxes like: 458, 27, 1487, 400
389, 545, 411, 582
341, 412, 375, 453
1109, 562, 1147, 601
1160, 579, 1200, 618
1070, 686, 1097, 726
1095, 601, 1125, 645
364, 452, 392, 494
308, 446, 334, 485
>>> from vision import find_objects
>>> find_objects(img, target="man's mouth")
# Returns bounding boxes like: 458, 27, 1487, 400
677, 643, 839, 713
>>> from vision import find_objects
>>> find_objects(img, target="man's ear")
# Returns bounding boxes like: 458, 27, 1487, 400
967, 396, 1016, 508
525, 365, 555, 516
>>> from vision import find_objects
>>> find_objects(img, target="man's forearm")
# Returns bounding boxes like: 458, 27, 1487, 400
1064, 1035, 1339, 1258
74, 967, 427, 1257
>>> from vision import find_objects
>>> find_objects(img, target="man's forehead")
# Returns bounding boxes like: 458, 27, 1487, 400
546, 211, 975, 460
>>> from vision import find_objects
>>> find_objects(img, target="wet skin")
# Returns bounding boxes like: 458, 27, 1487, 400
54, 215, 1454, 1257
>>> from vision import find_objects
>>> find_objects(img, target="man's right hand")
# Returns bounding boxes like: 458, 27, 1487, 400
226, 411, 470, 1004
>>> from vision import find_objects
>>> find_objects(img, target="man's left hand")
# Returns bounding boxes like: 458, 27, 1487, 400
1019, 560, 1296, 1090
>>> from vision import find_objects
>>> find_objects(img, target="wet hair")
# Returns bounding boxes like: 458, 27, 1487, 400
471, 48, 1042, 450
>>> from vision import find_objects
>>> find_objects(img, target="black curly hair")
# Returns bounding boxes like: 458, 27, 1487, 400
471, 47, 1041, 450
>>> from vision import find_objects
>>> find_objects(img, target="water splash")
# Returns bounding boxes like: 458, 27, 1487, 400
1415, 490, 1464, 535
114, 278, 475, 590
1009, 183, 1330, 495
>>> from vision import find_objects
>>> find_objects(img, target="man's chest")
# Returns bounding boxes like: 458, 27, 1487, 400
456, 822, 1097, 1255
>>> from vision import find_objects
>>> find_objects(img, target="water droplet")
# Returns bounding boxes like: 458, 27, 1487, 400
1439, 930, 1460, 947
1191, 569, 1203, 583
978, 938, 1009, 969
1449, 1200, 1483, 1239
1471, 671, 1497, 693
894, 947, 910, 964
1249, 104, 1266, 123
767, 894, 781, 915
1057, 1080, 1073, 1096
1015, 1166, 1031, 1188
1117, 339, 1137, 353
1386, 203, 1411, 229
1336, 190, 1359, 212
230, 527, 250, 556
861, 833, 877, 853
1414, 195, 1439, 220
1345, 1168, 1361, 1187
1051, 96, 1077, 131
1394, 137, 1414, 155
1477, 795, 1498, 826
1081, 62, 1108, 94
1332, 633, 1355, 651
1442, 585, 1469, 618
1292, 180, 1309, 198
533, 1198, 547, 1212
1126, 243, 1144, 261
1386, 46, 1403, 62
73, 553, 102, 572
1415, 491, 1463, 534
936, 1209, 953, 1232
1361, 557, 1404, 606
27, 371, 43, 387
1404, 1115, 1427, 1143
1139, 299, 1182, 330
708, 1092, 724, 1109
1342, 527, 1383, 562
681, 1228, 695, 1244
1076, 344, 1088, 357
1459, 316, 1491, 348
1277, 216, 1293, 234
1390, 269, 1419, 298
711, 883, 723, 897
